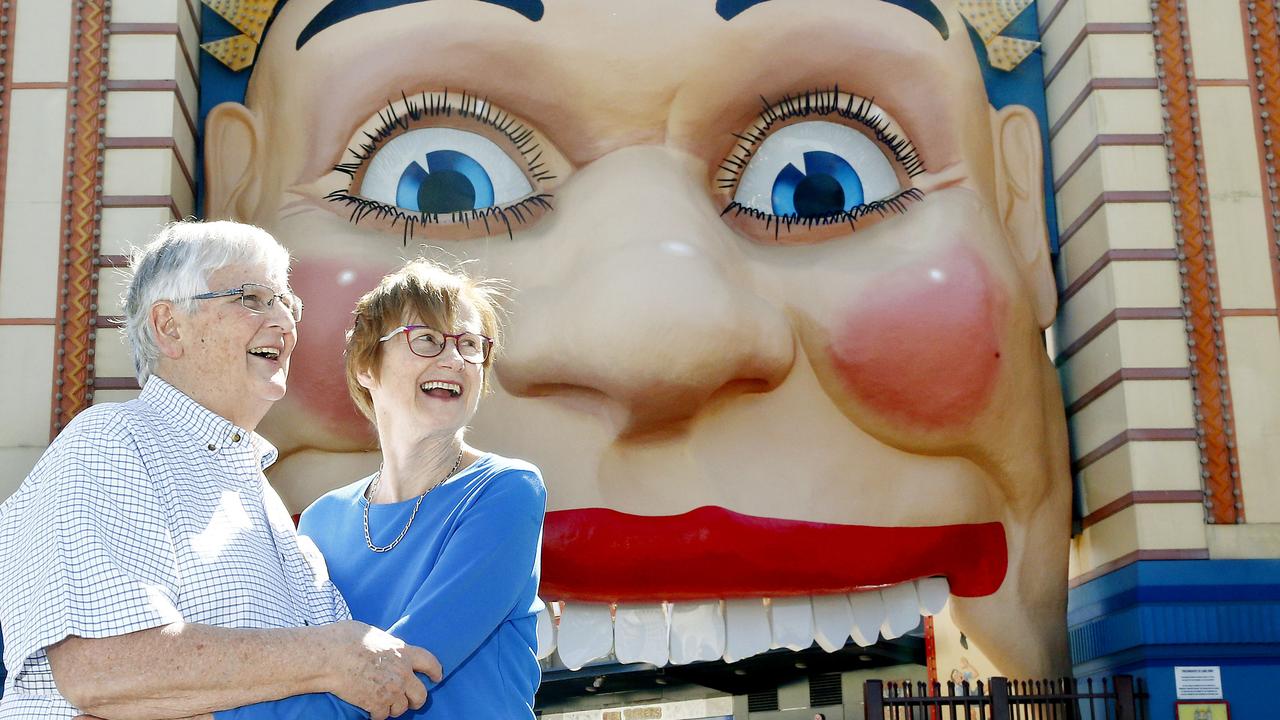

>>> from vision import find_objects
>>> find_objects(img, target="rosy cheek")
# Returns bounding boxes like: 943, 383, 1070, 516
289, 259, 389, 428
827, 248, 1006, 430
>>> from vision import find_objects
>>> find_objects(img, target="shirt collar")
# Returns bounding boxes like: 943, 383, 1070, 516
140, 376, 279, 470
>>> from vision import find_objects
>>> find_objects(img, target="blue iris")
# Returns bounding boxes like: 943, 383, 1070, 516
395, 150, 496, 214
770, 151, 864, 218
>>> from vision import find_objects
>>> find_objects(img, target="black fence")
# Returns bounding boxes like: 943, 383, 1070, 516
864, 676, 1148, 720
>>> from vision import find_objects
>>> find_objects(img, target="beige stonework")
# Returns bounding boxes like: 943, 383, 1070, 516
1055, 202, 1176, 290
1069, 378, 1194, 459
1049, 0, 1280, 579
1207, 524, 1280, 558
0, 326, 54, 494
1042, 0, 1214, 579
1077, 440, 1203, 516
101, 206, 177, 257
1197, 87, 1275, 311
11, 0, 72, 84
0, 0, 195, 497
1223, 316, 1280, 523
1185, 0, 1248, 80
0, 89, 68, 319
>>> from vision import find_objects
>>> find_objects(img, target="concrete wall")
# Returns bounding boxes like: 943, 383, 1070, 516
0, 0, 192, 495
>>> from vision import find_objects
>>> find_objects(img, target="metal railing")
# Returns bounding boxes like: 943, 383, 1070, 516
864, 676, 1148, 720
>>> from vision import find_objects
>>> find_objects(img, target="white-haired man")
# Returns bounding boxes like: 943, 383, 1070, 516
0, 221, 440, 720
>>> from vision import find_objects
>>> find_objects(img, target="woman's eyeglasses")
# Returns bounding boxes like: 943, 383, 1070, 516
378, 325, 491, 364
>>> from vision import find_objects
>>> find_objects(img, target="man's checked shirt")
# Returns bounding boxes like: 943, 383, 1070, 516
0, 377, 350, 718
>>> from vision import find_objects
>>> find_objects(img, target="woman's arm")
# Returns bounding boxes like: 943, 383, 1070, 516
385, 467, 546, 680
211, 693, 366, 720
79, 694, 362, 720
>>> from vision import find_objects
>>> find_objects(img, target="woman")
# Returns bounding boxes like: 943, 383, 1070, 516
217, 258, 546, 720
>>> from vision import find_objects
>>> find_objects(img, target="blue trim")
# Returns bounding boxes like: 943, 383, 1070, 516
298, 0, 543, 49
1069, 559, 1280, 719
716, 0, 949, 40
964, 4, 1059, 252
1071, 602, 1280, 665
1069, 559, 1280, 627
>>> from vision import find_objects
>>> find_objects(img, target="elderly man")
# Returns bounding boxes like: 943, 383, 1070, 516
0, 221, 440, 719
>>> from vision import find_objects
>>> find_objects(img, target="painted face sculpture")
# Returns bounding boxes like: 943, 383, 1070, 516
204, 0, 1071, 677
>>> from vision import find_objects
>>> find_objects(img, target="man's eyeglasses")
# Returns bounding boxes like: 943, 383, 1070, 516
192, 283, 304, 323
378, 325, 491, 364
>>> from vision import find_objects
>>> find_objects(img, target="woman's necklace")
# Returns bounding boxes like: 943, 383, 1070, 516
364, 447, 465, 553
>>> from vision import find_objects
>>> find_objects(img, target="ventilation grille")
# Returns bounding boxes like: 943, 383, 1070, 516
809, 672, 843, 707
747, 688, 779, 712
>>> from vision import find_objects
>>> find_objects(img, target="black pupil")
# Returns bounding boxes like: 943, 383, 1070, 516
418, 171, 476, 214
793, 174, 846, 218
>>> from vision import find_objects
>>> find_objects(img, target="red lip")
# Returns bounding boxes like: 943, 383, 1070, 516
541, 506, 1006, 601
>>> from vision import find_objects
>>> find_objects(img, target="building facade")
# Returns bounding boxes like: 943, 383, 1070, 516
0, 0, 1276, 717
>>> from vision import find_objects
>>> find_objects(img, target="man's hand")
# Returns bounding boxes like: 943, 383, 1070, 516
321, 620, 442, 720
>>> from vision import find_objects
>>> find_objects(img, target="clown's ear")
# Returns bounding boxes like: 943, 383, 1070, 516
203, 102, 266, 223
992, 104, 1056, 329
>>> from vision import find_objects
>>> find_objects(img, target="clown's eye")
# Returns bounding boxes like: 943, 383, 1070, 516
325, 90, 562, 243
719, 88, 925, 242
732, 121, 901, 218
359, 128, 533, 214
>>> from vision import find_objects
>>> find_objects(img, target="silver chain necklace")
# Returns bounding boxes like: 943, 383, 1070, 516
364, 448, 465, 553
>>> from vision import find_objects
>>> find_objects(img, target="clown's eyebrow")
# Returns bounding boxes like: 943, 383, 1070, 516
715, 0, 949, 39
296, 0, 544, 49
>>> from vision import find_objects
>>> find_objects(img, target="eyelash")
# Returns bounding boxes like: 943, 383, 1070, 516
717, 86, 926, 238
721, 188, 925, 235
331, 86, 924, 243
327, 89, 557, 244
324, 191, 555, 244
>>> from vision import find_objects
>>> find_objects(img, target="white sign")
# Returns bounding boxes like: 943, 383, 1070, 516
1174, 666, 1223, 700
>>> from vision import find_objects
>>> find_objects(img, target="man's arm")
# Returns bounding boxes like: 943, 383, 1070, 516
49, 620, 439, 720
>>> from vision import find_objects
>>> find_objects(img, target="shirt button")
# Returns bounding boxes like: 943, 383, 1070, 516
232, 433, 242, 443
207, 443, 216, 451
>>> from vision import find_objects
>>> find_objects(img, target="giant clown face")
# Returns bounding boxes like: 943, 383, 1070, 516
204, 0, 1071, 677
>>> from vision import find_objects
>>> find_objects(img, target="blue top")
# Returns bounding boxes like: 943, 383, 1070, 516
215, 453, 546, 720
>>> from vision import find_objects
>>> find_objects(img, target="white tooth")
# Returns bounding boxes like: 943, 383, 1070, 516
915, 577, 950, 616
769, 596, 814, 651
668, 601, 725, 665
847, 590, 885, 647
722, 598, 771, 663
535, 602, 556, 660
811, 593, 853, 652
613, 603, 669, 666
880, 582, 921, 639
555, 601, 614, 671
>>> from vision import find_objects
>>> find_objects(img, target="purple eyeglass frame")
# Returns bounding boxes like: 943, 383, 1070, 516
377, 324, 492, 364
